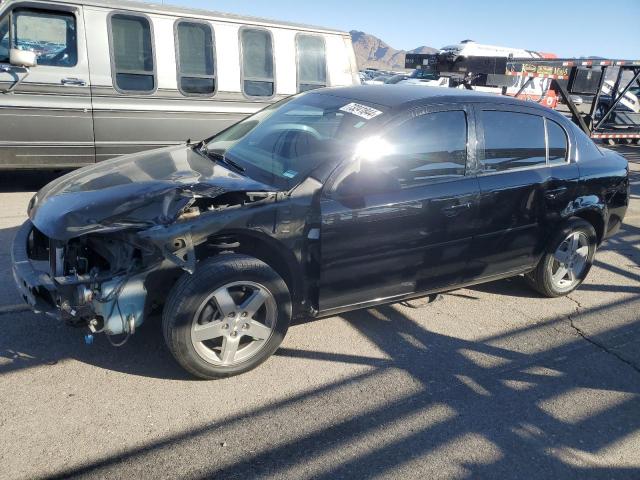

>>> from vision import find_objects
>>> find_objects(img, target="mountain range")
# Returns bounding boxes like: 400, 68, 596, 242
350, 30, 438, 72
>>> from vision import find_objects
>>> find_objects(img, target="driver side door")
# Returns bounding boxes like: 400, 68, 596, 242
0, 3, 94, 168
317, 106, 480, 312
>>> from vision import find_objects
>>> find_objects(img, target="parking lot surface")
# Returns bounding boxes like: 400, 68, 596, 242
1, 146, 639, 479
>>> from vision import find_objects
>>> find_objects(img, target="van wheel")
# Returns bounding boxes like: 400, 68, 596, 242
525, 219, 597, 298
163, 254, 291, 379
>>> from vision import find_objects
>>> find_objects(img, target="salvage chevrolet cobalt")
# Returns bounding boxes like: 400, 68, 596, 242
12, 86, 630, 379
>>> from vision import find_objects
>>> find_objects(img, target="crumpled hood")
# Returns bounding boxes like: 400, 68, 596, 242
29, 145, 274, 240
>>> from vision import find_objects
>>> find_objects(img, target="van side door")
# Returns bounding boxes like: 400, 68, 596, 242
0, 3, 94, 168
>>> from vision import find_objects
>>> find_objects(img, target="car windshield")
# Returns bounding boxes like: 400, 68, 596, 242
204, 93, 387, 189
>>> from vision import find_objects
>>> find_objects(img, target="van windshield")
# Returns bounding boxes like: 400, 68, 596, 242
204, 93, 387, 189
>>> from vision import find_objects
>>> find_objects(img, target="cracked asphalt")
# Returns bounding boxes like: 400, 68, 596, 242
0, 146, 639, 480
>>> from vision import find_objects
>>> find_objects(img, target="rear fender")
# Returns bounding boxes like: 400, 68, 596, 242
561, 195, 607, 244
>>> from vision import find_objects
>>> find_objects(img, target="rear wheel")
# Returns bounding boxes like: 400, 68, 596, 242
525, 219, 597, 297
163, 254, 291, 379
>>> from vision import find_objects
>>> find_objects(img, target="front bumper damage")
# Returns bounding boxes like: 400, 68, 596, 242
11, 220, 148, 337
12, 220, 58, 317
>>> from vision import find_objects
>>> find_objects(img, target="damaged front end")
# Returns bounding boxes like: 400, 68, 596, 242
12, 145, 281, 344
13, 190, 278, 344
14, 220, 162, 340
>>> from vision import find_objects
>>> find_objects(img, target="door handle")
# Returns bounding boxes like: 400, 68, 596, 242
545, 187, 568, 200
441, 202, 472, 217
61, 78, 87, 87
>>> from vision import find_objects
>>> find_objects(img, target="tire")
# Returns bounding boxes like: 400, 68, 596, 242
163, 254, 291, 379
525, 218, 597, 298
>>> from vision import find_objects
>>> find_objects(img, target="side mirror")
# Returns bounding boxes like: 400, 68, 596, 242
334, 175, 361, 199
10, 49, 37, 68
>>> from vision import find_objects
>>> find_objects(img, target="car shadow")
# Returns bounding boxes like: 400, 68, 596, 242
40, 298, 640, 479
465, 275, 540, 298
0, 169, 72, 193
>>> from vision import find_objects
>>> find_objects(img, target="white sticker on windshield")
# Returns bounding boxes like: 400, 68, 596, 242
339, 103, 383, 120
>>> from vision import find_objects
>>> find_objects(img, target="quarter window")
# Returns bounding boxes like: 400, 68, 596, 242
547, 119, 568, 164
240, 28, 274, 97
11, 9, 77, 67
176, 21, 215, 96
481, 111, 546, 172
367, 111, 468, 190
110, 14, 155, 92
296, 34, 326, 92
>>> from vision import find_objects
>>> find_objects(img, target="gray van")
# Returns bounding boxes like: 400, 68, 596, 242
0, 0, 360, 169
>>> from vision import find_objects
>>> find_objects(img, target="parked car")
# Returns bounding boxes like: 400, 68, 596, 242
12, 86, 629, 379
385, 74, 409, 84
399, 68, 449, 87
364, 74, 393, 85
0, 0, 359, 169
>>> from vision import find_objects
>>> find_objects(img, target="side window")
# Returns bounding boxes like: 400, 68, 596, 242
11, 9, 77, 67
547, 119, 568, 164
348, 111, 467, 193
240, 28, 274, 97
481, 111, 546, 172
0, 15, 9, 63
175, 21, 215, 96
296, 34, 326, 92
110, 14, 155, 93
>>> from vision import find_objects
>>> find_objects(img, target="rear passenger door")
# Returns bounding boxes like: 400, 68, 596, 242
0, 3, 94, 168
470, 106, 580, 280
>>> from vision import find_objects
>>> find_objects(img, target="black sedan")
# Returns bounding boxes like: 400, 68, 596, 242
12, 86, 630, 379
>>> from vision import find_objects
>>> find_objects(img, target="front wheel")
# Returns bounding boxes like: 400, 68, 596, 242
163, 254, 291, 379
525, 219, 597, 297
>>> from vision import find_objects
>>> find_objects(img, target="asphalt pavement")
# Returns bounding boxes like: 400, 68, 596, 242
0, 146, 639, 480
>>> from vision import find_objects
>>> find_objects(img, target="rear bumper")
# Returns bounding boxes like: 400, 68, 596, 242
11, 220, 59, 316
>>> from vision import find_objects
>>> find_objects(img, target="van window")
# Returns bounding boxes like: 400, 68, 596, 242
547, 119, 568, 164
11, 9, 77, 67
481, 111, 546, 172
240, 28, 274, 97
0, 16, 8, 63
296, 34, 326, 92
176, 21, 215, 96
110, 14, 155, 92
367, 110, 468, 190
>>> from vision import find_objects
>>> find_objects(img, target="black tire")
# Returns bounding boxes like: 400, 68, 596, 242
163, 254, 291, 379
525, 218, 597, 298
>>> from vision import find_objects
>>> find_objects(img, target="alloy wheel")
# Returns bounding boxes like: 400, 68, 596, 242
550, 232, 590, 290
190, 281, 277, 366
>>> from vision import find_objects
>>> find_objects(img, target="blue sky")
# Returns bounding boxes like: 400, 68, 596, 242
162, 0, 639, 59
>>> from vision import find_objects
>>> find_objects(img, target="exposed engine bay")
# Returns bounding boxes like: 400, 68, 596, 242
22, 181, 285, 346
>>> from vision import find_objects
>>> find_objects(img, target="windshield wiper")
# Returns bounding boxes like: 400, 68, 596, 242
200, 147, 246, 174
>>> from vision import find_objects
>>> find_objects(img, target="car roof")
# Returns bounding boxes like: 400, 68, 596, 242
314, 85, 552, 112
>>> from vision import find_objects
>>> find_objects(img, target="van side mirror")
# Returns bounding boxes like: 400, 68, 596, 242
10, 49, 37, 68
